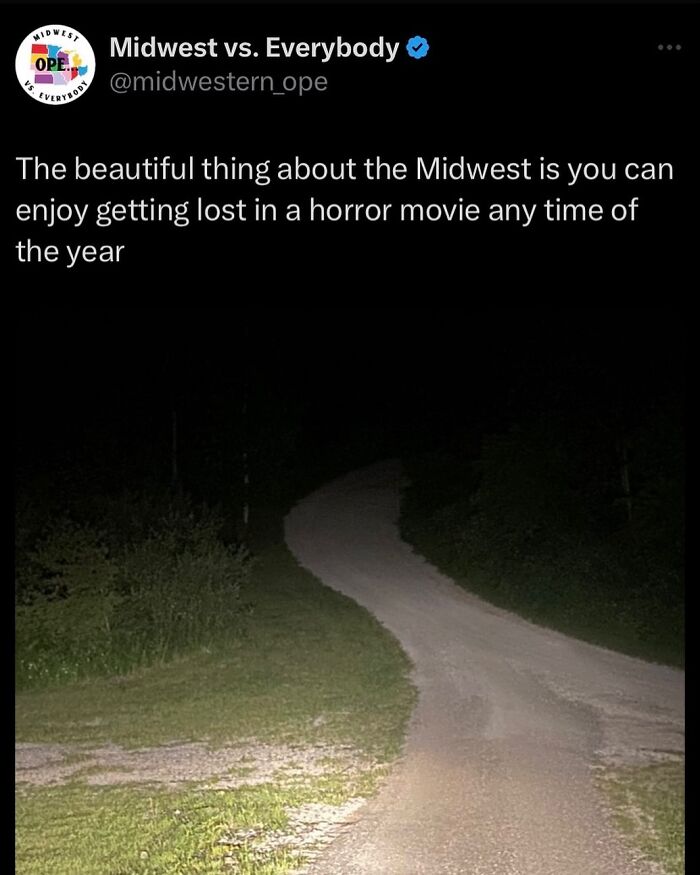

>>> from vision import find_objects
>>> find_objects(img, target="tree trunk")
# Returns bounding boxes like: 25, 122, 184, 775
618, 438, 632, 523
242, 319, 250, 533
171, 401, 179, 491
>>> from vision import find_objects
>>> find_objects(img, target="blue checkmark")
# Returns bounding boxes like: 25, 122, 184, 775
406, 35, 430, 60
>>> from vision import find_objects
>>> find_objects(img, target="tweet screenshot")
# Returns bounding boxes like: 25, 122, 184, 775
7, 1, 697, 282
10, 2, 690, 873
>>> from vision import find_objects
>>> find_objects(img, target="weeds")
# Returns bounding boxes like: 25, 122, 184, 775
15, 492, 249, 688
597, 760, 685, 875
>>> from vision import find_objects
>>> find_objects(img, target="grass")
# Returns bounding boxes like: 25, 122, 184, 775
15, 500, 250, 690
16, 545, 414, 757
400, 448, 684, 874
15, 544, 416, 874
597, 760, 685, 875
15, 778, 358, 875
411, 556, 684, 668
400, 450, 684, 667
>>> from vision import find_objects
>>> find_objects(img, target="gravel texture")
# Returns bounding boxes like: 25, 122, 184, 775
285, 460, 684, 875
15, 740, 371, 790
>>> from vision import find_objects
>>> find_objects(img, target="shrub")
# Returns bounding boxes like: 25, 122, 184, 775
15, 495, 250, 689
118, 522, 248, 660
16, 519, 121, 685
401, 418, 683, 665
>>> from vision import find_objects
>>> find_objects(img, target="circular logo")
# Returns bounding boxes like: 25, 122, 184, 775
16, 24, 95, 105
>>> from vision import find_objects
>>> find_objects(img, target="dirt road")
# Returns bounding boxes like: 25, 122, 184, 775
285, 460, 684, 875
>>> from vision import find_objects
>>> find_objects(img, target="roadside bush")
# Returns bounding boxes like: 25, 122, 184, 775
401, 418, 684, 666
16, 520, 121, 686
118, 525, 248, 661
15, 496, 250, 689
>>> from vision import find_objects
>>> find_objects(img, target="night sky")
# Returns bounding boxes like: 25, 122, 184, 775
16, 308, 683, 500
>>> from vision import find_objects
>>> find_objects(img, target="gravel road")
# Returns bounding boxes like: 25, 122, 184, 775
285, 460, 684, 875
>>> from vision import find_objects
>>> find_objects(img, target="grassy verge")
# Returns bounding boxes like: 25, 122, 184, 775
597, 760, 685, 875
16, 774, 377, 875
400, 449, 683, 667
15, 545, 415, 874
400, 448, 684, 875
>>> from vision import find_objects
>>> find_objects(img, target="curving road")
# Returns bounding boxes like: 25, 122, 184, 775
285, 460, 684, 875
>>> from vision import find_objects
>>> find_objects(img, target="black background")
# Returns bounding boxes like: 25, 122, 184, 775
6, 4, 697, 284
